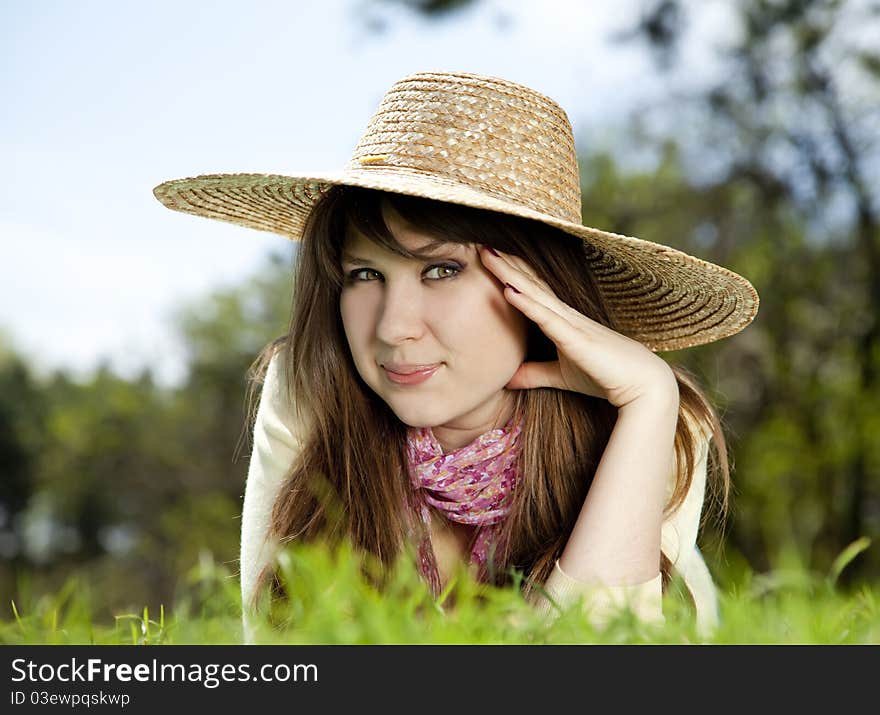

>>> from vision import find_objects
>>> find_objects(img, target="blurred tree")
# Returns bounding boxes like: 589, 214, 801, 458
171, 248, 294, 469
1, 249, 294, 617
616, 0, 879, 585
0, 350, 45, 568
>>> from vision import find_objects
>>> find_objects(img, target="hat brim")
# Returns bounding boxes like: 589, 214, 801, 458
153, 170, 759, 352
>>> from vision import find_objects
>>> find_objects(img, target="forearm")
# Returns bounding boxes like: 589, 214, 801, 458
558, 383, 680, 587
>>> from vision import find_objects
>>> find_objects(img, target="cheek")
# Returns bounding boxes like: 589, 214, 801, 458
340, 292, 374, 355
438, 287, 527, 362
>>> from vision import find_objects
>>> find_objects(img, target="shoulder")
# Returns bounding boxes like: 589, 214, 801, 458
668, 407, 713, 503
256, 341, 295, 417
662, 407, 714, 561
256, 341, 317, 447
680, 407, 713, 445
262, 338, 290, 389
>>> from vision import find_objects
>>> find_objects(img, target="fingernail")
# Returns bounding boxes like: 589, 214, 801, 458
488, 247, 500, 257
506, 283, 520, 294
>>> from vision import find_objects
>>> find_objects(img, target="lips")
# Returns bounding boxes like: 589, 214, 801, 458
382, 363, 442, 385
382, 362, 441, 375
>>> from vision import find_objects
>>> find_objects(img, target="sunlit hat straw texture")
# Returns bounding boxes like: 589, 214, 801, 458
153, 70, 759, 352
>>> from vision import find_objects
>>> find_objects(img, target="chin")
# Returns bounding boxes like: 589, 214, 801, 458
383, 401, 450, 429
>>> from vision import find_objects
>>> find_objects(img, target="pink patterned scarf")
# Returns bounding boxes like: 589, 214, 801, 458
405, 413, 523, 597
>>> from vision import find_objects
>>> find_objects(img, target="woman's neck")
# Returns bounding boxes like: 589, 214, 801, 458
430, 392, 517, 453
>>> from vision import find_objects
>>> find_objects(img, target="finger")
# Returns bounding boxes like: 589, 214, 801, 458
495, 252, 550, 289
481, 247, 591, 329
479, 246, 558, 312
501, 281, 585, 356
479, 245, 548, 290
507, 360, 603, 399
506, 360, 566, 391
497, 252, 601, 328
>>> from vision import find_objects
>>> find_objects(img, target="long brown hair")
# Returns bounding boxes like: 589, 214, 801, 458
244, 185, 730, 611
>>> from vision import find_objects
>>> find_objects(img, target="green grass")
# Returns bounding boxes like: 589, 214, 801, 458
2, 538, 877, 645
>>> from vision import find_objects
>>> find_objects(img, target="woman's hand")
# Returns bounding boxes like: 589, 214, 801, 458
479, 245, 678, 411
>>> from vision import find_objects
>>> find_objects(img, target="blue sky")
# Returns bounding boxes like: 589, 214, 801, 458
2, 0, 731, 387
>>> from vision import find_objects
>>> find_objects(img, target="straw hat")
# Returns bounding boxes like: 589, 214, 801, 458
153, 70, 758, 352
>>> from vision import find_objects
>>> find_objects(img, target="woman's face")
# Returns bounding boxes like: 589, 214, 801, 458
339, 204, 528, 448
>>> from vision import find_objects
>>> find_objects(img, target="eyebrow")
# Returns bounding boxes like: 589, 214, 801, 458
340, 254, 376, 266
341, 247, 464, 265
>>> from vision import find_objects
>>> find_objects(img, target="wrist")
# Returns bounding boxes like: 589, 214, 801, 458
618, 378, 679, 418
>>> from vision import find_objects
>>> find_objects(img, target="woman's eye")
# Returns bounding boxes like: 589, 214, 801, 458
348, 268, 381, 282
424, 263, 461, 280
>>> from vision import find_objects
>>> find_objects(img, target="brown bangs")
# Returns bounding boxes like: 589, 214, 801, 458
322, 185, 571, 265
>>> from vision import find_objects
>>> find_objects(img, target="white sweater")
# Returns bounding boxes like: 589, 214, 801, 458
240, 351, 719, 642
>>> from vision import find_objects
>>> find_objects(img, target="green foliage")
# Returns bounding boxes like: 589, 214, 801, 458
174, 249, 293, 371
2, 538, 877, 645
0, 250, 294, 618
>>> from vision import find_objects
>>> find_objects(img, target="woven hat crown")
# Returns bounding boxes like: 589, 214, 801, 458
349, 72, 582, 224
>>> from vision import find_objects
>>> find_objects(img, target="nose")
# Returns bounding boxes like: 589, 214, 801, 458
375, 279, 427, 345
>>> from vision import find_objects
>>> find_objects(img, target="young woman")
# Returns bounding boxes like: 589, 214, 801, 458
153, 70, 759, 643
